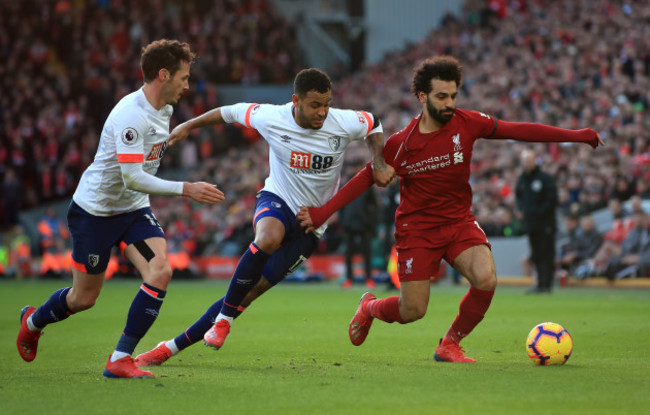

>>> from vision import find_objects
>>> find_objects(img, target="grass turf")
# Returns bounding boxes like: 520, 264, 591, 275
1, 279, 648, 415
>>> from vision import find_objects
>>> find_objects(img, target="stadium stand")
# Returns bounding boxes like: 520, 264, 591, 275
0, 0, 300, 212
2, 0, 650, 283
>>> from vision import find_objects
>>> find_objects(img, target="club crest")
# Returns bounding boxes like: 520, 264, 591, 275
88, 254, 100, 268
452, 133, 462, 151
328, 136, 341, 151
405, 257, 413, 274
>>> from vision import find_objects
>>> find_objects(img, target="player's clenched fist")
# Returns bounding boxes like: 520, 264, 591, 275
183, 182, 225, 204
372, 162, 396, 187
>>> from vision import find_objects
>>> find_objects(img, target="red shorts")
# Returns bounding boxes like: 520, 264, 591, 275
395, 219, 491, 282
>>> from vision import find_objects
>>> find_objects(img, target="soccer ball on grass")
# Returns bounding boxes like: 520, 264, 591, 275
526, 322, 573, 365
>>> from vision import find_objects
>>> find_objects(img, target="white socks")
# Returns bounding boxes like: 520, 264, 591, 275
216, 313, 234, 325
165, 340, 179, 355
110, 351, 130, 362
26, 316, 42, 332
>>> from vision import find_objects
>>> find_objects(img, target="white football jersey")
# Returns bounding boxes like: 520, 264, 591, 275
73, 88, 173, 216
221, 102, 380, 235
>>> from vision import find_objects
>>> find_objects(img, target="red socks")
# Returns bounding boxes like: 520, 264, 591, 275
444, 286, 494, 344
367, 296, 404, 324
367, 286, 494, 339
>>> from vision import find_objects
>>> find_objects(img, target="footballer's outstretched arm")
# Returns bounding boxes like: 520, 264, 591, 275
489, 120, 605, 148
121, 162, 225, 204
169, 107, 227, 146
297, 163, 375, 233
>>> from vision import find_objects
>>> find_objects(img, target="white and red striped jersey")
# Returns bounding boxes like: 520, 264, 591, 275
73, 88, 173, 216
221, 102, 380, 235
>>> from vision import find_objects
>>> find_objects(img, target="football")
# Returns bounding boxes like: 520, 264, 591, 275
526, 322, 573, 365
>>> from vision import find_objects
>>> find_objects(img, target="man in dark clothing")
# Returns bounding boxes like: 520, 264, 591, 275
339, 166, 378, 289
573, 215, 604, 268
558, 213, 581, 272
516, 149, 558, 293
559, 213, 603, 276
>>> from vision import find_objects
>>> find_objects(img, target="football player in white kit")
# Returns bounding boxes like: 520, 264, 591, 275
16, 39, 225, 378
134, 68, 395, 367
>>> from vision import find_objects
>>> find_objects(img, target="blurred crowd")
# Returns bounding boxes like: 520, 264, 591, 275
0, 0, 301, 211
3, 0, 650, 279
334, 0, 650, 239
557, 195, 650, 280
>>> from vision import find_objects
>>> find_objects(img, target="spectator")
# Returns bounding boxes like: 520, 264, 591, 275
580, 210, 643, 279
603, 198, 634, 245
629, 195, 645, 215
610, 174, 636, 202
559, 214, 603, 277
558, 213, 581, 273
575, 215, 604, 265
604, 212, 650, 280
516, 149, 558, 294
339, 164, 378, 289
636, 178, 650, 199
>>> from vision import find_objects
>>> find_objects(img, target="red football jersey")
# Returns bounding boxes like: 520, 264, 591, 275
384, 108, 496, 233
307, 108, 597, 249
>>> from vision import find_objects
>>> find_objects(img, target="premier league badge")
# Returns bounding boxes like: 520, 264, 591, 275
121, 127, 139, 145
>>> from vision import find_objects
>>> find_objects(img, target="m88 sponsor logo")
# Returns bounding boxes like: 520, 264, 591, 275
290, 151, 333, 170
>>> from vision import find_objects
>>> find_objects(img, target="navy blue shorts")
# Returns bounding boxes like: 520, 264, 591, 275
254, 191, 319, 285
67, 201, 165, 274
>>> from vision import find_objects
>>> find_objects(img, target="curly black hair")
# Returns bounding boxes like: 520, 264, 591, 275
411, 56, 462, 98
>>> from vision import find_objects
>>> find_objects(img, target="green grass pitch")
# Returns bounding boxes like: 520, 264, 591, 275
1, 279, 649, 415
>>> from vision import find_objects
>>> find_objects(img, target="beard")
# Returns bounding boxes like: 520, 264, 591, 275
297, 104, 325, 129
426, 96, 455, 125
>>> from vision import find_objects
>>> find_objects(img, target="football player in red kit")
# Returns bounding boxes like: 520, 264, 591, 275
298, 55, 603, 362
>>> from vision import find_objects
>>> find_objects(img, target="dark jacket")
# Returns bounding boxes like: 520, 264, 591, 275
574, 228, 603, 260
339, 187, 377, 234
515, 166, 558, 233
